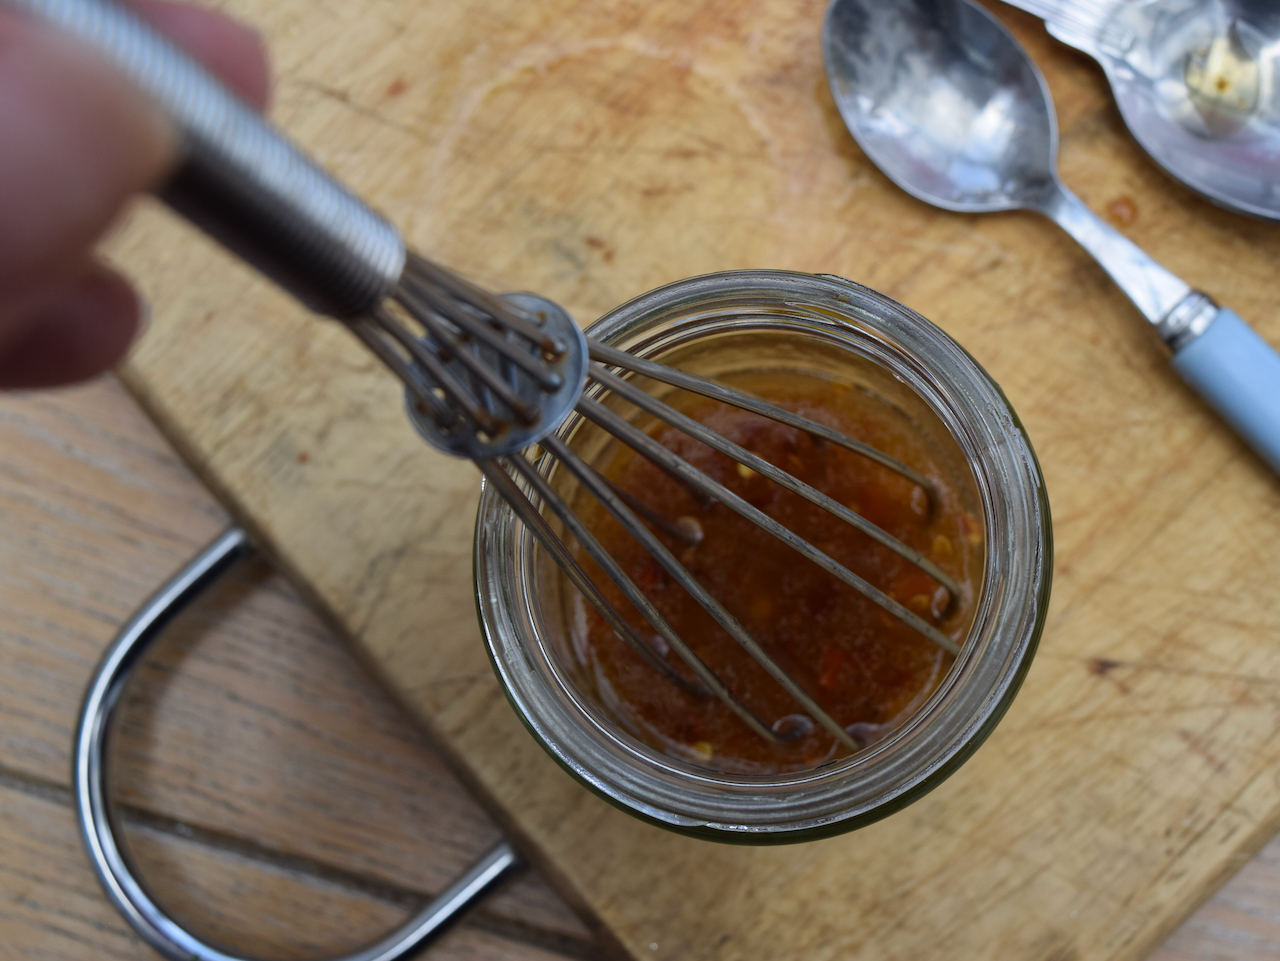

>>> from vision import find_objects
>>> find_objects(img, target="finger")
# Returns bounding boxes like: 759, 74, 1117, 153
0, 3, 273, 389
0, 3, 271, 302
0, 262, 140, 389
0, 10, 173, 308
127, 0, 271, 111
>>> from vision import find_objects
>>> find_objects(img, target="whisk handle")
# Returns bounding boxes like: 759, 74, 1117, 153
8, 0, 406, 320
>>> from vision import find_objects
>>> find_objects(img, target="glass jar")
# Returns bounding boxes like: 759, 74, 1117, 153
474, 270, 1052, 843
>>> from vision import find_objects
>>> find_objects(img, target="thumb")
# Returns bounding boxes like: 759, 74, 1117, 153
0, 2, 271, 389
0, 8, 174, 330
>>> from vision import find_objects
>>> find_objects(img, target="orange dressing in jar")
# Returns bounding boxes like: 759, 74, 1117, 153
479, 272, 1050, 839
563, 370, 982, 775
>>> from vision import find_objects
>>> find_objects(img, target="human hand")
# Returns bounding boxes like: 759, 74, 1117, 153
0, 0, 270, 388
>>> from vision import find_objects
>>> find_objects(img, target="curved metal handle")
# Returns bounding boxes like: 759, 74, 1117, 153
6, 0, 406, 319
74, 526, 522, 961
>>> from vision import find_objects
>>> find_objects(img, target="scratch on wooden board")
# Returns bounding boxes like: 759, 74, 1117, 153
1177, 729, 1228, 774
1039, 653, 1280, 692
289, 78, 428, 142
1089, 656, 1132, 694
1047, 454, 1236, 630
352, 542, 411, 636
414, 672, 491, 716
412, 33, 779, 239
881, 220, 1003, 303
432, 673, 510, 739
1020, 705, 1276, 733
1145, 785, 1258, 896
1030, 931, 1080, 961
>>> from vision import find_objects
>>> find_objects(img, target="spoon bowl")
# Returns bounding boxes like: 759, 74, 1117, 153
823, 0, 1058, 213
822, 0, 1280, 476
1000, 0, 1280, 222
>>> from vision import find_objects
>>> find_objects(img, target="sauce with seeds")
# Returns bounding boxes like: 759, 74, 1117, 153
563, 370, 981, 775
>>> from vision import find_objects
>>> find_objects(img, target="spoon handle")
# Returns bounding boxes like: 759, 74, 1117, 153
995, 0, 1131, 58
995, 0, 1104, 36
1169, 307, 1280, 475
1041, 185, 1280, 475
1039, 184, 1190, 324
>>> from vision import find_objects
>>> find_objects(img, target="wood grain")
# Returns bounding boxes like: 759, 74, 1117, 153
0, 787, 573, 961
84, 0, 1280, 959
0, 382, 1276, 957
0, 379, 593, 959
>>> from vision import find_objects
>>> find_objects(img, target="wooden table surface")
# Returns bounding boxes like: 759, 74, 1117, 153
83, 0, 1280, 950
2, 376, 1279, 960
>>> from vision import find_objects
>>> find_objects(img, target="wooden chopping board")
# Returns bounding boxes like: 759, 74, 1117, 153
105, 0, 1280, 958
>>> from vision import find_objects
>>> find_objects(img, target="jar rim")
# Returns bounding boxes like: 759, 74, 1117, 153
474, 270, 1053, 842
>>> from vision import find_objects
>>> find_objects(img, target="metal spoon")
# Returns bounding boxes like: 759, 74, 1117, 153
822, 0, 1280, 476
997, 0, 1280, 221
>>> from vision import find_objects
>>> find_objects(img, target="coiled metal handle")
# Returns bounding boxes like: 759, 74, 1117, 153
75, 527, 522, 961
8, 0, 406, 319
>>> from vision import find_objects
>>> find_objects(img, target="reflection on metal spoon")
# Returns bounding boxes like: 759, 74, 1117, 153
999, 0, 1280, 221
821, 0, 1280, 475
1184, 23, 1260, 136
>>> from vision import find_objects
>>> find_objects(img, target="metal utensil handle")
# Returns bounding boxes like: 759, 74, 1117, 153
995, 0, 1133, 57
7, 0, 406, 319
1038, 183, 1191, 326
1171, 308, 1280, 476
74, 527, 522, 961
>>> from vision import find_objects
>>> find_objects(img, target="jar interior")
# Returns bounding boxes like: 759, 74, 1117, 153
528, 320, 986, 776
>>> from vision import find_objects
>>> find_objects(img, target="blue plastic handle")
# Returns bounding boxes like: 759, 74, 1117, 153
1171, 308, 1280, 477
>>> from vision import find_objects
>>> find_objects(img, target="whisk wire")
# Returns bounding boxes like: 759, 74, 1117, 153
599, 475, 704, 548
543, 431, 864, 753
589, 341, 934, 491
575, 392, 961, 659
370, 305, 499, 432
496, 452, 803, 742
414, 307, 540, 426
365, 259, 962, 752
350, 314, 459, 425
402, 254, 563, 356
478, 456, 710, 700
389, 263, 589, 460
398, 281, 564, 390
590, 364, 961, 599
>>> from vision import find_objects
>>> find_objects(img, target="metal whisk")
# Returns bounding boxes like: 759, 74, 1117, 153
22, 0, 962, 755
469, 345, 962, 753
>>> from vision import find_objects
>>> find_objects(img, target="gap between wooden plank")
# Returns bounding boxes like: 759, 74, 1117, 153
0, 760, 598, 961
